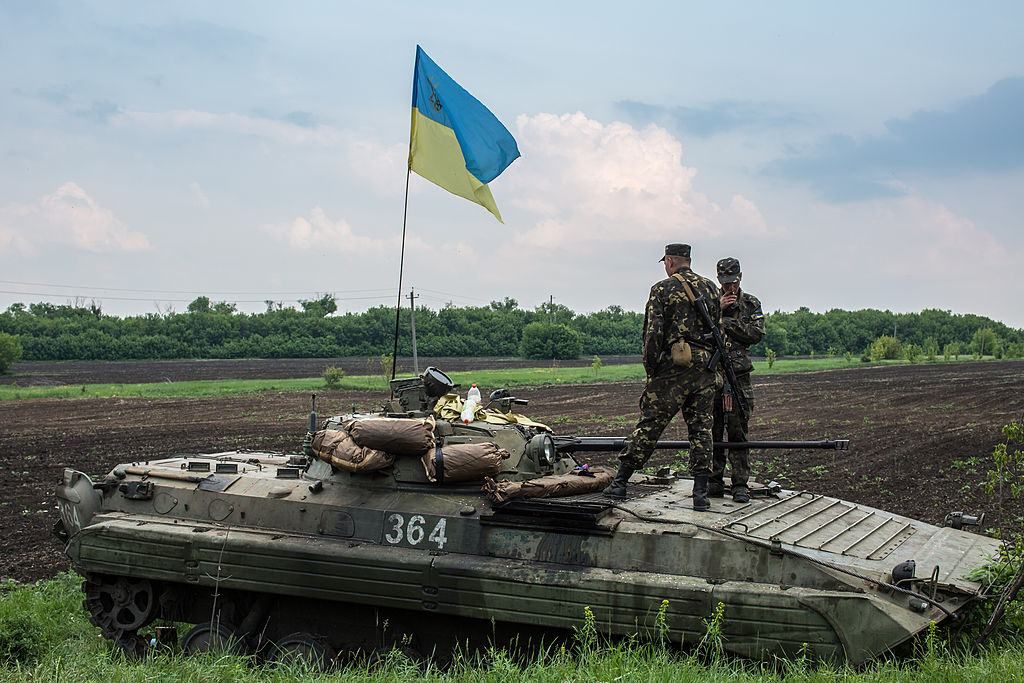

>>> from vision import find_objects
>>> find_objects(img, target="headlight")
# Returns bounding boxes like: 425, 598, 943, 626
527, 434, 557, 467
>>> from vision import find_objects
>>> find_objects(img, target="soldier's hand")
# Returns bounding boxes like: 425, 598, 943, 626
721, 293, 738, 309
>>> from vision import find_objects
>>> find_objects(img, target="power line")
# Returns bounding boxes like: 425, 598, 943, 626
416, 287, 491, 303
0, 279, 394, 296
0, 289, 395, 304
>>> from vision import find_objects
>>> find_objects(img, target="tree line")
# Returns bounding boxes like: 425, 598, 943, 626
0, 297, 1022, 368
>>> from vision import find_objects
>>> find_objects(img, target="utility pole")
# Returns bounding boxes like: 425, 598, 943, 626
408, 288, 420, 374
548, 294, 554, 323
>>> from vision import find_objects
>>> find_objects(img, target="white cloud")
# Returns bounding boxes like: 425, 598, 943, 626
0, 183, 150, 254
116, 108, 410, 197
505, 112, 770, 249
751, 191, 1022, 325
345, 140, 409, 197
264, 206, 399, 252
115, 109, 347, 146
188, 181, 211, 208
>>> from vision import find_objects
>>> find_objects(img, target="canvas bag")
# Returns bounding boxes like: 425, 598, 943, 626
348, 416, 436, 456
311, 429, 395, 473
421, 442, 509, 484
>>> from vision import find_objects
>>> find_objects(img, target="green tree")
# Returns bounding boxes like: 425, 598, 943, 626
186, 296, 211, 313
923, 337, 939, 361
869, 335, 902, 361
322, 366, 346, 389
379, 353, 394, 381
0, 332, 22, 373
520, 322, 582, 359
591, 355, 603, 374
212, 301, 238, 315
300, 294, 338, 317
972, 327, 1001, 358
765, 348, 777, 369
904, 343, 922, 363
985, 419, 1024, 516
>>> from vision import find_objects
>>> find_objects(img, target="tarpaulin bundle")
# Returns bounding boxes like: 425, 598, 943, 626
347, 416, 436, 456
482, 467, 615, 504
311, 429, 395, 473
422, 442, 509, 484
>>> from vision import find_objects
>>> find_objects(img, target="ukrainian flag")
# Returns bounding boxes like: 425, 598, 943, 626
409, 45, 520, 222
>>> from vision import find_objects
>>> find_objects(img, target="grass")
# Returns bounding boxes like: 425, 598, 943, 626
0, 356, 1002, 402
3, 574, 1024, 682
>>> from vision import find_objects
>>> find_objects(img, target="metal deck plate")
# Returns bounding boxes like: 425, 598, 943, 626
718, 491, 917, 560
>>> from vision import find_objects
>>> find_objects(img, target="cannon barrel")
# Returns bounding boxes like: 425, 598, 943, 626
554, 436, 849, 453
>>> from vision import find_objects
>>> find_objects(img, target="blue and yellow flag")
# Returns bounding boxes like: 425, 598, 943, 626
410, 45, 520, 222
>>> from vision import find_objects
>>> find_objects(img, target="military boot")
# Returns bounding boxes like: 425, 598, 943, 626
707, 480, 725, 497
692, 474, 711, 512
732, 485, 751, 504
603, 465, 634, 499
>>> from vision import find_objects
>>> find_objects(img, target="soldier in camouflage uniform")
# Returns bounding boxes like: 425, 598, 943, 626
710, 257, 764, 504
605, 243, 722, 511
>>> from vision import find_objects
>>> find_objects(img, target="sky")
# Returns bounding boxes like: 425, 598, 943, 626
1, 1, 1022, 327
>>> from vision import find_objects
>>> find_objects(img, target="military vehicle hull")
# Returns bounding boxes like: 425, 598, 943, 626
59, 448, 998, 664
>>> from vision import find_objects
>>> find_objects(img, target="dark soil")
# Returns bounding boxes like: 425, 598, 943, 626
2, 360, 1022, 583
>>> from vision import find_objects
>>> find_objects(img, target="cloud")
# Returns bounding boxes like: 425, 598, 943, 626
0, 183, 150, 253
115, 108, 347, 146
103, 20, 265, 62
616, 99, 806, 137
767, 77, 1024, 201
15, 86, 123, 124
74, 99, 122, 124
264, 207, 399, 252
505, 112, 769, 249
871, 196, 1009, 278
188, 182, 211, 209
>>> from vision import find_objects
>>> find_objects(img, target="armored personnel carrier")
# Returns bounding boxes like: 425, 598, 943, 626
56, 367, 998, 665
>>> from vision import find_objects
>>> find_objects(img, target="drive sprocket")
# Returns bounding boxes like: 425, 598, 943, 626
83, 574, 157, 652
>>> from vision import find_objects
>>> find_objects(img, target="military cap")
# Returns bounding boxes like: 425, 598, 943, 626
658, 243, 691, 262
717, 257, 742, 284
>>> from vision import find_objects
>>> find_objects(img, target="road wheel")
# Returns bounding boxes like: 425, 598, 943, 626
270, 632, 337, 670
181, 621, 246, 655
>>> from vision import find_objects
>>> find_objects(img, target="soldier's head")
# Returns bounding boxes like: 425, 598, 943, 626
717, 257, 742, 295
659, 243, 691, 275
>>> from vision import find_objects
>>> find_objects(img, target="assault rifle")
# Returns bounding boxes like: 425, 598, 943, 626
693, 292, 749, 422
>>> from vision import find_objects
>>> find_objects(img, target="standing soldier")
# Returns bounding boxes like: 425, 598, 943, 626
709, 257, 764, 504
605, 244, 722, 511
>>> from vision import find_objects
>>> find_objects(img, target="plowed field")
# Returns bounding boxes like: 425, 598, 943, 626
2, 360, 1021, 582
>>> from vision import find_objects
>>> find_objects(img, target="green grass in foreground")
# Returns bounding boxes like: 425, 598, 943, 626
0, 356, 997, 401
2, 573, 1024, 682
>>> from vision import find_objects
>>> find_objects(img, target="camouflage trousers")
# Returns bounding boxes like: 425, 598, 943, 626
711, 372, 754, 489
618, 367, 718, 476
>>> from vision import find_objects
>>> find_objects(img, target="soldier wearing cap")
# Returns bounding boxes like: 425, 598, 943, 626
605, 243, 722, 511
710, 257, 765, 503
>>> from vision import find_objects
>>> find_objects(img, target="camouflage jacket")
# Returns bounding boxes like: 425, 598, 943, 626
722, 289, 764, 376
642, 266, 721, 377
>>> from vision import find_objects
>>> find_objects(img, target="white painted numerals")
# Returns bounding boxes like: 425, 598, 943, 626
428, 518, 448, 548
384, 513, 404, 544
57, 499, 81, 534
382, 513, 448, 550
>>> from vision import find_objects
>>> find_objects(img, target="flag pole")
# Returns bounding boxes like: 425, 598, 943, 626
390, 165, 411, 385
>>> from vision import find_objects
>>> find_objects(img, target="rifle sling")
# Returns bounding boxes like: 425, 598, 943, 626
671, 272, 698, 303
670, 272, 711, 348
